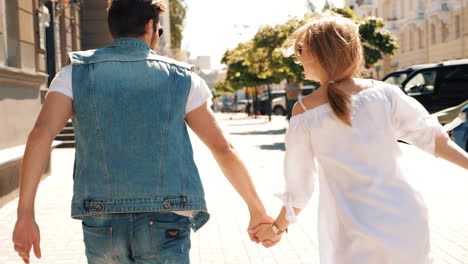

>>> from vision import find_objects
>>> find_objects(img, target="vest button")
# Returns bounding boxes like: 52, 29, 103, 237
93, 203, 104, 211
162, 201, 172, 209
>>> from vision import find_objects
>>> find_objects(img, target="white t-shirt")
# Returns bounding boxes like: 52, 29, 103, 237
47, 65, 213, 114
47, 65, 213, 218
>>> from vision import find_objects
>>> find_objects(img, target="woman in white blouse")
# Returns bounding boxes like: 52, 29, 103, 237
251, 12, 468, 264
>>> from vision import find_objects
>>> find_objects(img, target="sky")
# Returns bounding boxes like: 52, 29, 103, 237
181, 0, 345, 69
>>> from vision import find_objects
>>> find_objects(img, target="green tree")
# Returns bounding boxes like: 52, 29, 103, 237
220, 16, 313, 94
220, 19, 310, 119
219, 7, 398, 93
330, 6, 359, 22
169, 0, 187, 59
359, 17, 399, 67
214, 79, 235, 93
221, 41, 264, 90
329, 7, 398, 67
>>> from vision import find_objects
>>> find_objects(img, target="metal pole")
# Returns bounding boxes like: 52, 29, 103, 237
267, 84, 272, 122
254, 87, 258, 119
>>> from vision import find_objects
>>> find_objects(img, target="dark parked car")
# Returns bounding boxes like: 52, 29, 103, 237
400, 60, 468, 113
256, 86, 317, 115
452, 104, 468, 152
382, 63, 438, 86
256, 91, 286, 115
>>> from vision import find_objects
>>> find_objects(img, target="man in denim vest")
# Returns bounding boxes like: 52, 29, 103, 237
13, 1, 273, 263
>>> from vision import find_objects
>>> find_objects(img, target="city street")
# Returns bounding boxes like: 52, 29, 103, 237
0, 113, 467, 264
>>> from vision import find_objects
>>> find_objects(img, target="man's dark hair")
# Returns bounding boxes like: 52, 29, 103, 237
107, 0, 166, 38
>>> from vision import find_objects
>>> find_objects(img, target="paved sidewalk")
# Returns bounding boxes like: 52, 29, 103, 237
1, 113, 467, 263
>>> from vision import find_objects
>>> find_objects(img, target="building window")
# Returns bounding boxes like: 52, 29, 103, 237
456, 15, 461, 39
4, 0, 21, 67
418, 29, 424, 49
410, 30, 414, 51
442, 23, 449, 42
431, 24, 436, 44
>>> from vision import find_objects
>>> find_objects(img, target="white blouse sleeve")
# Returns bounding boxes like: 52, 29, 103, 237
386, 85, 444, 155
277, 115, 317, 223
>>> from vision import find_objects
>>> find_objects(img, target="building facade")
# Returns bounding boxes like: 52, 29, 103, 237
350, 0, 468, 76
0, 0, 81, 206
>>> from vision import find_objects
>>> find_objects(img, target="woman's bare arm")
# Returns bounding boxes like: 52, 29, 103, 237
435, 132, 468, 170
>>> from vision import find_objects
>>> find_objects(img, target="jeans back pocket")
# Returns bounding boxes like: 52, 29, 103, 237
82, 220, 117, 263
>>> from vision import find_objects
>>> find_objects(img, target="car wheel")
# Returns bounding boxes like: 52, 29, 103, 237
273, 106, 286, 116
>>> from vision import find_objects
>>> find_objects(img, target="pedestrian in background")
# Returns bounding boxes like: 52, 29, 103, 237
251, 11, 468, 264
285, 78, 302, 120
12, 0, 272, 263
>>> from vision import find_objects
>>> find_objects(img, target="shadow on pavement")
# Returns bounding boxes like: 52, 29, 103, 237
226, 121, 271, 126
232, 129, 286, 135
258, 142, 285, 151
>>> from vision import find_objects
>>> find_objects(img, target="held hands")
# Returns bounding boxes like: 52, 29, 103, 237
247, 211, 282, 247
249, 207, 292, 248
248, 213, 275, 243
250, 223, 282, 248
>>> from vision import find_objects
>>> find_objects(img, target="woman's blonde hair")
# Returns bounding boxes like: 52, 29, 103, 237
291, 12, 363, 126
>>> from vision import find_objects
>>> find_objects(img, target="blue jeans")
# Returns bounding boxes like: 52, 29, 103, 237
82, 212, 191, 264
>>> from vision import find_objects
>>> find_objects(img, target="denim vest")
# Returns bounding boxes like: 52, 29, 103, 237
69, 38, 209, 231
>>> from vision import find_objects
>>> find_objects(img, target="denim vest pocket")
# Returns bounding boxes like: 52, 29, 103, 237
82, 222, 117, 263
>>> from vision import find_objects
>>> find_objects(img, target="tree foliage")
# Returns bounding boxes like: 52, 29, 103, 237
359, 17, 399, 66
330, 6, 358, 22
169, 0, 187, 59
221, 41, 264, 89
218, 7, 398, 93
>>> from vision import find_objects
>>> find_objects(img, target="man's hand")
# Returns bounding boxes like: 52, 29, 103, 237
248, 213, 275, 243
186, 103, 275, 244
250, 223, 282, 248
13, 92, 72, 263
12, 217, 41, 264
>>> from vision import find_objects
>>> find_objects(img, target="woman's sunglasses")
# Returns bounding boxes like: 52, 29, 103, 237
158, 28, 164, 37
297, 43, 303, 56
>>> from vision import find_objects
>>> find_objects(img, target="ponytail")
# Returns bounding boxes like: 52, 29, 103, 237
326, 80, 352, 126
